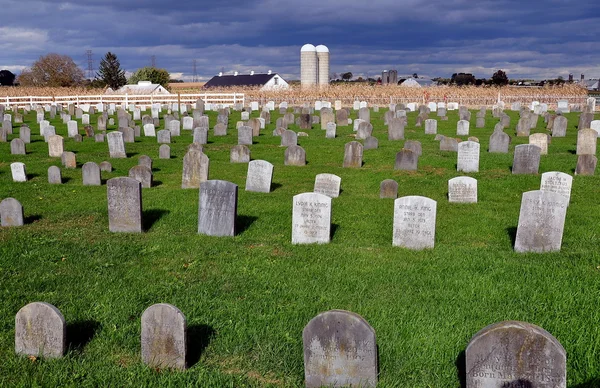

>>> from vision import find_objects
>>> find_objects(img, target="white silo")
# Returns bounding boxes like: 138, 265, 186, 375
301, 44, 318, 88
316, 45, 330, 88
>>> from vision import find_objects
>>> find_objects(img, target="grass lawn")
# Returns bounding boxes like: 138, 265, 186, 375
0, 104, 599, 387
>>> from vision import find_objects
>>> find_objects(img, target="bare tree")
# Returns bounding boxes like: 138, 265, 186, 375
17, 53, 85, 87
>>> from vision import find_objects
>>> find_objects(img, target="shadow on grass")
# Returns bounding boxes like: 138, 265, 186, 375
270, 182, 283, 192
151, 180, 163, 187
455, 350, 466, 388
25, 215, 42, 224
126, 152, 139, 158
331, 223, 339, 239
236, 215, 258, 235
27, 173, 39, 180
67, 320, 100, 354
142, 209, 170, 232
186, 324, 215, 368
573, 379, 600, 388
506, 226, 517, 247
62, 177, 72, 184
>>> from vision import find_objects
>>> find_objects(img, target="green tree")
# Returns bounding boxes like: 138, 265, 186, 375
451, 73, 476, 86
0, 70, 16, 86
491, 70, 509, 86
17, 53, 84, 87
341, 72, 353, 81
97, 52, 126, 90
128, 66, 170, 87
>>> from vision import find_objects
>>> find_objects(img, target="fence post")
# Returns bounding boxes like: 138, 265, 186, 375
125, 93, 128, 108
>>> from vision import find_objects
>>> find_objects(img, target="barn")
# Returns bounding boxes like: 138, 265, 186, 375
106, 81, 171, 95
203, 71, 289, 90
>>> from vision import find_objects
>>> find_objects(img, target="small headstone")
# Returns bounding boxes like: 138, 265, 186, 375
364, 136, 378, 150
303, 310, 377, 387
10, 138, 26, 155
157, 129, 171, 144
143, 124, 156, 137
440, 137, 459, 152
404, 140, 422, 156
230, 145, 251, 163
529, 133, 549, 155
284, 145, 306, 166
238, 125, 253, 145
99, 161, 112, 172
516, 117, 531, 137
292, 193, 331, 244
48, 166, 62, 184
512, 144, 541, 174
457, 141, 480, 173
193, 127, 208, 145
61, 151, 77, 168
48, 135, 64, 157
82, 162, 101, 186
141, 303, 187, 370
395, 149, 418, 171
0, 197, 24, 226
15, 302, 66, 358
356, 122, 373, 140
159, 144, 170, 159
299, 114, 312, 129
380, 179, 398, 199
540, 172, 572, 203
213, 122, 227, 136
314, 173, 341, 198
198, 180, 238, 236
343, 141, 363, 168
489, 130, 510, 153
388, 118, 405, 140
129, 165, 153, 188
107, 132, 127, 158
393, 196, 437, 249
107, 177, 142, 233
95, 134, 105, 143
67, 120, 78, 137
448, 177, 477, 203
575, 154, 597, 175
424, 119, 437, 135
457, 120, 470, 136
281, 130, 298, 147
11, 162, 27, 182
325, 122, 336, 138
245, 160, 274, 193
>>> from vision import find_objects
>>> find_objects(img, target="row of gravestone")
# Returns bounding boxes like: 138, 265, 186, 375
13, 302, 567, 387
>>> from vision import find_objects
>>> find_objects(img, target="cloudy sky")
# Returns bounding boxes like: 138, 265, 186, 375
1, 0, 599, 82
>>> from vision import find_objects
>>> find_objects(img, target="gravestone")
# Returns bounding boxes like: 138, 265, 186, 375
448, 177, 477, 203
326, 122, 336, 139
157, 129, 171, 144
457, 120, 470, 136
292, 193, 331, 244
393, 196, 437, 249
440, 137, 459, 152
143, 124, 156, 137
20, 126, 31, 143
159, 144, 170, 159
82, 162, 101, 186
512, 144, 541, 174
395, 149, 418, 171
214, 123, 227, 136
552, 116, 567, 137
281, 130, 298, 147
238, 126, 253, 145
303, 310, 377, 388
15, 302, 66, 358
10, 138, 25, 155
356, 122, 373, 140
169, 120, 181, 137
48, 166, 62, 184
540, 172, 572, 203
353, 119, 365, 132
248, 118, 261, 136
181, 151, 209, 188
321, 112, 335, 130
48, 135, 64, 157
107, 132, 127, 158
466, 321, 566, 388
284, 145, 306, 166
0, 198, 24, 226
314, 173, 341, 198
343, 142, 363, 168
516, 117, 531, 137
425, 119, 437, 135
358, 107, 370, 123
475, 117, 485, 128
141, 303, 187, 370
95, 134, 105, 142
99, 161, 112, 172
575, 154, 597, 175
182, 116, 193, 130
11, 162, 27, 182
97, 115, 107, 131
67, 120, 78, 137
129, 165, 153, 188
299, 114, 311, 129
380, 179, 398, 199
193, 127, 208, 145
198, 180, 238, 236
107, 177, 142, 233
61, 151, 76, 168
489, 130, 510, 153
577, 129, 597, 155
514, 190, 568, 252
404, 140, 422, 156
578, 112, 593, 130
245, 160, 273, 193
364, 136, 378, 150
230, 145, 251, 163
529, 133, 549, 155
387, 118, 405, 141
121, 127, 135, 143
457, 141, 480, 173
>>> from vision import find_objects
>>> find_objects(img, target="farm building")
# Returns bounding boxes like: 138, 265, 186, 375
203, 71, 289, 90
581, 79, 600, 91
106, 81, 171, 95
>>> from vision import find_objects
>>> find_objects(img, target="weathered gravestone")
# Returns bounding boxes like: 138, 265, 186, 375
514, 190, 568, 253
198, 180, 237, 236
15, 302, 66, 358
380, 179, 398, 199
20, 126, 31, 144
321, 112, 335, 130
11, 162, 27, 182
214, 123, 227, 136
512, 144, 541, 174
457, 141, 480, 173
245, 160, 273, 193
425, 119, 437, 135
393, 196, 437, 249
314, 173, 341, 198
82, 162, 101, 186
157, 129, 171, 144
292, 192, 331, 244
576, 128, 597, 155
284, 145, 306, 166
552, 115, 567, 137
193, 127, 208, 145
388, 118, 405, 140
466, 321, 566, 387
440, 137, 459, 152
364, 136, 378, 150
476, 117, 485, 128
540, 172, 572, 204
281, 130, 298, 147
107, 132, 127, 158
169, 120, 181, 136
143, 124, 156, 137
159, 144, 170, 159
67, 120, 78, 137
48, 166, 62, 184
248, 118, 261, 136
141, 303, 187, 370
448, 176, 477, 203
404, 140, 422, 156
129, 165, 153, 188
326, 122, 336, 139
95, 134, 105, 143
120, 127, 134, 143
10, 138, 25, 155
99, 161, 112, 172
230, 145, 250, 163
578, 112, 593, 130
0, 198, 24, 226
48, 135, 64, 157
299, 114, 312, 129
343, 141, 363, 168
61, 151, 76, 169
489, 130, 510, 153
303, 310, 377, 387
457, 120, 470, 136
181, 151, 209, 188
356, 122, 373, 140
575, 154, 597, 175
529, 133, 549, 155
238, 125, 253, 145
107, 177, 142, 233
395, 149, 418, 171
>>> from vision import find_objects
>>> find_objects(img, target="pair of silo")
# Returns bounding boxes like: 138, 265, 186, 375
301, 44, 329, 88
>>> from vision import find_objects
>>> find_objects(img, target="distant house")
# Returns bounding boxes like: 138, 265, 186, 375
203, 72, 289, 90
106, 81, 171, 95
581, 79, 600, 91
399, 77, 436, 87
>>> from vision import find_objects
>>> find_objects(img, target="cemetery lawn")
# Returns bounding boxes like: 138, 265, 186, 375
1, 107, 600, 387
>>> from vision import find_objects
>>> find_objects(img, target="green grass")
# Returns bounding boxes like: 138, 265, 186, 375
0, 106, 599, 387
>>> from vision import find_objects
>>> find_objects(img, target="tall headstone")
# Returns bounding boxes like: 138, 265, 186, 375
48, 135, 64, 157
20, 126, 31, 144
529, 133, 549, 155
552, 115, 567, 137
457, 141, 480, 173
393, 196, 437, 249
82, 162, 101, 186
303, 310, 377, 387
448, 177, 477, 203
238, 125, 253, 145
107, 132, 127, 158
489, 130, 510, 153
107, 177, 142, 233
387, 117, 405, 140
343, 141, 363, 168
0, 198, 24, 226
141, 303, 187, 370
356, 122, 373, 140
314, 174, 341, 198
198, 180, 237, 236
245, 160, 273, 193
576, 128, 597, 155
15, 302, 66, 358
292, 193, 331, 244
181, 151, 209, 188
457, 120, 470, 136
281, 130, 298, 147
425, 119, 437, 135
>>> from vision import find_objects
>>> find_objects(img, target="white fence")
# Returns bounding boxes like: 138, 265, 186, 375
1, 93, 245, 109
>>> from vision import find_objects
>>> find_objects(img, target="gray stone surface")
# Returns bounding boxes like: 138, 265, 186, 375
181, 150, 209, 188
144, 124, 156, 137
245, 160, 273, 193
529, 133, 549, 155
457, 141, 480, 173
129, 165, 153, 188
356, 122, 373, 140
299, 113, 312, 129
516, 117, 531, 137
363, 136, 378, 150
292, 192, 331, 244
393, 196, 437, 249
284, 145, 306, 166
10, 138, 25, 155
326, 122, 336, 139
198, 180, 238, 236
343, 141, 363, 168
15, 302, 66, 358
193, 127, 208, 145
466, 321, 566, 387
169, 120, 181, 136
514, 190, 568, 253
157, 129, 171, 144
303, 310, 377, 388
107, 132, 126, 158
11, 162, 27, 182
238, 125, 253, 145
20, 126, 31, 143
321, 112, 335, 130
314, 173, 341, 198
457, 120, 470, 136
248, 118, 261, 136
48, 166, 62, 184
214, 123, 227, 136
99, 161, 112, 172
387, 118, 405, 141
440, 137, 459, 152
540, 172, 572, 203
448, 176, 477, 203
424, 119, 437, 135
336, 109, 348, 126
404, 140, 422, 156
48, 135, 64, 157
82, 162, 101, 186
575, 154, 597, 175
380, 179, 398, 199
577, 128, 597, 155
281, 130, 298, 147
95, 134, 105, 143
230, 145, 250, 163
0, 198, 24, 226
107, 177, 142, 233
61, 151, 76, 168
512, 144, 541, 174
395, 149, 418, 171
141, 303, 187, 370
159, 144, 170, 159
489, 130, 510, 153
138, 155, 152, 170
552, 115, 567, 137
